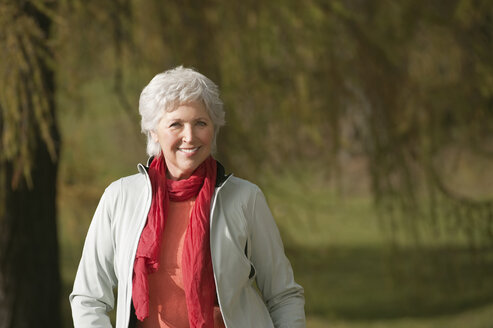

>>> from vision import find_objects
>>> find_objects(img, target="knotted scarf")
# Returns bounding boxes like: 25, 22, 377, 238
132, 155, 217, 327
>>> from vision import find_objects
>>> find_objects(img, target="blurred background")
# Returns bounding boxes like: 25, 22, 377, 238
1, 0, 493, 327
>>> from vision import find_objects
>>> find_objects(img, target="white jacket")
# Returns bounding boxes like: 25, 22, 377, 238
70, 161, 305, 328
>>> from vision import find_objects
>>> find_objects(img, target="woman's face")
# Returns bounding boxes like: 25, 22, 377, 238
151, 100, 214, 180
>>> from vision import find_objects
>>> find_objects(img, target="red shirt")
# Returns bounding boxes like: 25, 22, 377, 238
137, 200, 225, 328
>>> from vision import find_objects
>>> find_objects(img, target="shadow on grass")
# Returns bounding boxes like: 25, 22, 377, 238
286, 244, 493, 320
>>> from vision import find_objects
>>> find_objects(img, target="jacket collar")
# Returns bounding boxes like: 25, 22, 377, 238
215, 161, 230, 188
142, 156, 230, 188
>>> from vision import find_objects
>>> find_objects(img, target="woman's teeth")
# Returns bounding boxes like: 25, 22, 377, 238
179, 147, 199, 153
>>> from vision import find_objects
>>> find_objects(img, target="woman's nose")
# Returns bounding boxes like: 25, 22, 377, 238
182, 124, 194, 143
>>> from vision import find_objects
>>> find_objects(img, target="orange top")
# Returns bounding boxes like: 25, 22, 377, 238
137, 200, 225, 328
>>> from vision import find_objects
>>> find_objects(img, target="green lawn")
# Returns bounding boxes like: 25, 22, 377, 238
258, 168, 493, 328
307, 302, 493, 327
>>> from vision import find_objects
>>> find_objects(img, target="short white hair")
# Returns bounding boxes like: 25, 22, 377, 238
139, 66, 225, 156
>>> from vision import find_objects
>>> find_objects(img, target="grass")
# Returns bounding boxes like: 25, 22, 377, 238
307, 302, 493, 327
258, 167, 493, 327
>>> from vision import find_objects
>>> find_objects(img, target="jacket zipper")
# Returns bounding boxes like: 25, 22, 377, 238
124, 164, 153, 328
209, 174, 233, 328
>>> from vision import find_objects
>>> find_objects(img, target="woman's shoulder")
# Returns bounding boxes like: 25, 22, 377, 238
223, 175, 261, 191
102, 171, 149, 199
219, 175, 263, 204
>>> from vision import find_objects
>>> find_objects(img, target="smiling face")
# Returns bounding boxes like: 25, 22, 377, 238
151, 101, 214, 180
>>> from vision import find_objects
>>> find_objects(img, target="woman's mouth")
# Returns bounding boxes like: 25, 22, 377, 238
178, 147, 200, 153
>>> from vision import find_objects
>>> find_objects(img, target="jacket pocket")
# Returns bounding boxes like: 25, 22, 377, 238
248, 264, 256, 280
245, 240, 256, 280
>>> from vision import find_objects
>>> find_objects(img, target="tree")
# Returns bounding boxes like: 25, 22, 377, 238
328, 0, 493, 247
0, 1, 61, 327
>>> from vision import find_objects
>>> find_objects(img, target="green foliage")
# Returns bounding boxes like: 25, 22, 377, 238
334, 0, 493, 248
4, 0, 492, 242
0, 0, 58, 187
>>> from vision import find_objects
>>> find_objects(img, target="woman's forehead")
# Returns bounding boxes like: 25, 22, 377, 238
162, 101, 209, 119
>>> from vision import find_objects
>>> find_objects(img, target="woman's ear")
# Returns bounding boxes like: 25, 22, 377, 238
150, 130, 159, 143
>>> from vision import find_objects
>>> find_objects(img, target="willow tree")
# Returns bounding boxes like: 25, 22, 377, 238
321, 0, 493, 248
0, 1, 61, 327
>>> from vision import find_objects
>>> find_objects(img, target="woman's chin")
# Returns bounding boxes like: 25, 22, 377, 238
167, 163, 200, 180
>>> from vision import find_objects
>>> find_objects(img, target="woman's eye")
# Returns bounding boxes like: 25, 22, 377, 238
169, 122, 181, 128
196, 121, 207, 126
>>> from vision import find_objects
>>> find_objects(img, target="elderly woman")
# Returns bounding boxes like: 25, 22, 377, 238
70, 66, 305, 328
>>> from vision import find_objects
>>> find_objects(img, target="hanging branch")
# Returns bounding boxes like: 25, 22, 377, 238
111, 0, 136, 119
0, 0, 59, 188
326, 0, 493, 247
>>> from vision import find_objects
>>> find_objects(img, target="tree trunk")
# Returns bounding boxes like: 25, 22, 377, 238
0, 2, 61, 327
0, 135, 61, 328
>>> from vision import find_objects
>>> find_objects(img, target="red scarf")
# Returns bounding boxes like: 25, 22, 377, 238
132, 155, 217, 327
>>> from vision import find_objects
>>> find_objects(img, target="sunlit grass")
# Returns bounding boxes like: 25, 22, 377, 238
307, 302, 493, 327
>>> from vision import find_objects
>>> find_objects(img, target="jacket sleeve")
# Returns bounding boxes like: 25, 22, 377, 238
69, 183, 119, 328
249, 186, 306, 328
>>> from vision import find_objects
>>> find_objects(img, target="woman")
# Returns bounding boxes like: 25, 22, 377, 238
70, 66, 305, 328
